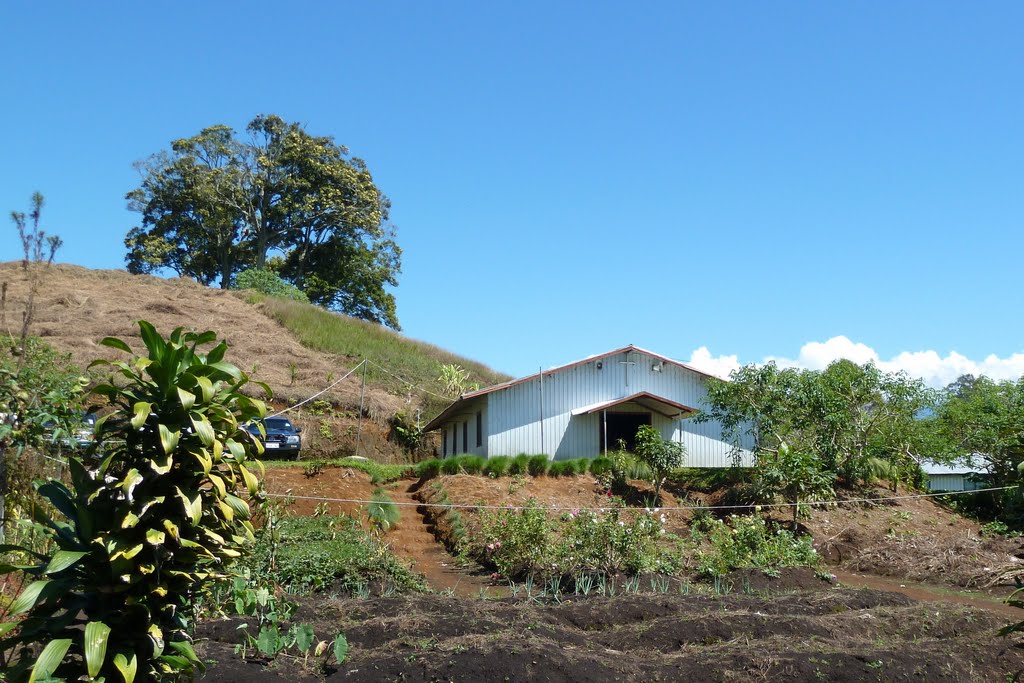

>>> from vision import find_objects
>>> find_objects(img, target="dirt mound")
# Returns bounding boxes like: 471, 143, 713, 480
196, 589, 1024, 682
802, 488, 1024, 589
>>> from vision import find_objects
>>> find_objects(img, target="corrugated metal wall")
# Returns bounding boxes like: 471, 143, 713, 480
441, 397, 487, 457
480, 349, 752, 466
927, 473, 987, 492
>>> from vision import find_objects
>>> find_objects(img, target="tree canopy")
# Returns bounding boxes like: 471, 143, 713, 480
699, 359, 935, 485
125, 115, 401, 328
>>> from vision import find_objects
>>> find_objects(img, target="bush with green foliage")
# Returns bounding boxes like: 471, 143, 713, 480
692, 514, 819, 578
414, 458, 442, 479
455, 454, 485, 475
483, 456, 511, 477
527, 454, 550, 477
508, 453, 532, 475
244, 514, 424, 595
755, 442, 835, 522
0, 322, 266, 682
0, 336, 87, 542
235, 267, 309, 303
633, 425, 685, 500
366, 489, 400, 532
480, 500, 679, 580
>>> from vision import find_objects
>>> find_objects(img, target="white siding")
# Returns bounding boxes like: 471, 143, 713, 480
440, 398, 487, 457
927, 473, 986, 492
484, 349, 752, 466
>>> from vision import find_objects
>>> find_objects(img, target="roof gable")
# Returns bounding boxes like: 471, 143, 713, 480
424, 345, 713, 432
461, 345, 713, 401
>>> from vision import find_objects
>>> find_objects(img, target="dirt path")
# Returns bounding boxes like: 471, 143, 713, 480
382, 480, 492, 597
833, 568, 1021, 620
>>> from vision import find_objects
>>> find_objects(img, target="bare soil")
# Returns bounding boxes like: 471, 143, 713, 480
196, 587, 1024, 682
215, 467, 1024, 682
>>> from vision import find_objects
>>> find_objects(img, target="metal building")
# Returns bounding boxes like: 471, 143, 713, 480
424, 345, 752, 466
921, 459, 989, 492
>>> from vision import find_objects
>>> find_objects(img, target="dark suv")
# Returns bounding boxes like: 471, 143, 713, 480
246, 417, 302, 459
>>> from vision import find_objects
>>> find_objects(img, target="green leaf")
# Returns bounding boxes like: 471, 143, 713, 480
85, 621, 112, 678
210, 361, 243, 381
131, 402, 152, 430
206, 341, 228, 365
44, 550, 88, 575
177, 387, 196, 411
121, 468, 145, 502
223, 494, 251, 519
168, 639, 202, 664
99, 336, 133, 354
257, 625, 284, 657
225, 438, 245, 461
190, 413, 215, 447
176, 488, 202, 526
113, 651, 138, 683
145, 528, 166, 545
196, 376, 214, 403
36, 481, 77, 523
158, 424, 180, 455
10, 579, 52, 615
293, 623, 315, 654
137, 320, 167, 359
29, 638, 73, 682
238, 464, 259, 496
333, 633, 348, 663
0, 622, 18, 638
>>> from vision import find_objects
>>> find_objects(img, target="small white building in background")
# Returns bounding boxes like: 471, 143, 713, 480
921, 459, 989, 492
424, 345, 753, 467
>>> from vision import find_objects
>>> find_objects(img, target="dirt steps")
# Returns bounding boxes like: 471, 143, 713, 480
384, 481, 492, 597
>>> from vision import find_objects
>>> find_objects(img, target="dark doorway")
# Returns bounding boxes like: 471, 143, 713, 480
601, 412, 652, 453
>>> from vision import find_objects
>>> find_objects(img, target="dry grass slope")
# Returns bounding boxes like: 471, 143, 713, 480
0, 262, 509, 459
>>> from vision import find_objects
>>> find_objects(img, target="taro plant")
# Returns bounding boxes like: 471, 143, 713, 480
0, 321, 267, 682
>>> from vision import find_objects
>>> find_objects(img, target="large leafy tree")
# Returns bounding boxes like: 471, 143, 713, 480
125, 115, 401, 328
934, 376, 1024, 487
700, 360, 935, 485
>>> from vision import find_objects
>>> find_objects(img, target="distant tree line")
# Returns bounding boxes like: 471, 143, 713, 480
124, 115, 401, 329
699, 360, 1024, 525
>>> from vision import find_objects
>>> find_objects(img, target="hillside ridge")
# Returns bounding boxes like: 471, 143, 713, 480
0, 262, 509, 460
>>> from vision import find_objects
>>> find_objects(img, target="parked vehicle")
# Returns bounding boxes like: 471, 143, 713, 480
245, 416, 302, 459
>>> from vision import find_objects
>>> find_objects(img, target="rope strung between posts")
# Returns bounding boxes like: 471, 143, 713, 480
266, 359, 366, 418
263, 483, 1019, 513
364, 358, 456, 403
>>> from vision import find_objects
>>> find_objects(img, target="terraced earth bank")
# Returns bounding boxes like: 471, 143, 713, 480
197, 582, 1024, 682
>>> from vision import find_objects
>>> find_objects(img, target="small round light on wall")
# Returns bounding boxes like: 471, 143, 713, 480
652, 362, 662, 372
596, 361, 603, 370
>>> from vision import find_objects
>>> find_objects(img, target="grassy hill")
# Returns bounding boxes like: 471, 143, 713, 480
0, 262, 511, 461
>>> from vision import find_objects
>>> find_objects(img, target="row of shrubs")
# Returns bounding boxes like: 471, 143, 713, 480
413, 453, 653, 481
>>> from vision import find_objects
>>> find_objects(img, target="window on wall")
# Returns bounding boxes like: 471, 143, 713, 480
452, 423, 458, 454
463, 421, 468, 452
476, 411, 482, 448
443, 429, 447, 457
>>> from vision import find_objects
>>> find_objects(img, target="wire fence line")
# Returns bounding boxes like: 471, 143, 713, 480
266, 359, 366, 418
263, 484, 1019, 513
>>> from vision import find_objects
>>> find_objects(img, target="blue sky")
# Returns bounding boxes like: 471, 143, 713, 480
2, 2, 1023, 386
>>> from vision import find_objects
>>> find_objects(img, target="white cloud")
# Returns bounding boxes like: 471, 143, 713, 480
686, 346, 740, 380
685, 335, 1024, 388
